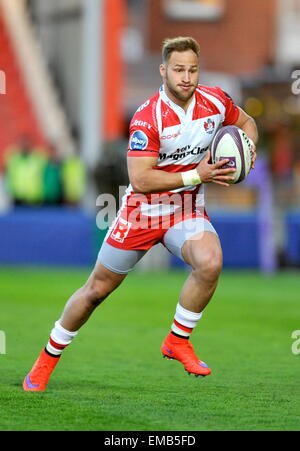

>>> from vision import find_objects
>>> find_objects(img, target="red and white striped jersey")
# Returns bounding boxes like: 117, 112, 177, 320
125, 84, 239, 216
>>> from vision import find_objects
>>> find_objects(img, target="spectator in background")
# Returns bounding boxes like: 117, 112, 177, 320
61, 153, 86, 205
5, 137, 86, 207
5, 136, 47, 206
43, 145, 63, 205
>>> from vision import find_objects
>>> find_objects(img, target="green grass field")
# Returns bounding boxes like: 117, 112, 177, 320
0, 266, 300, 431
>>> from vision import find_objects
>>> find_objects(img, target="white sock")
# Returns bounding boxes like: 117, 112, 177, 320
46, 320, 78, 356
171, 303, 202, 338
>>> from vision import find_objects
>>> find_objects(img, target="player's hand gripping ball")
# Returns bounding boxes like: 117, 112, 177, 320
211, 125, 253, 184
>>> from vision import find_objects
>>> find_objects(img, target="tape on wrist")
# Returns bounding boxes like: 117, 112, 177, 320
181, 169, 201, 186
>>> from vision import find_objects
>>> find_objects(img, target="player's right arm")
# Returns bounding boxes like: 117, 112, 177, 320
128, 153, 236, 194
128, 155, 183, 194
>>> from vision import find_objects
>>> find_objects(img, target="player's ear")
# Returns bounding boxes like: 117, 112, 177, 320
159, 64, 166, 78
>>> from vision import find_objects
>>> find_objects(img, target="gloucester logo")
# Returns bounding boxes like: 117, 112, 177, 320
130, 130, 148, 150
204, 118, 215, 134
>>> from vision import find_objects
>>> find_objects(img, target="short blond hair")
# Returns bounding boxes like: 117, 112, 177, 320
162, 37, 200, 63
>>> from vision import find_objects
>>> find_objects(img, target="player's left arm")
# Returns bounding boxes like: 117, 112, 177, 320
233, 107, 258, 169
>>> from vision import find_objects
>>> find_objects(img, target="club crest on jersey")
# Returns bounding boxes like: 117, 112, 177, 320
130, 130, 148, 150
204, 118, 215, 134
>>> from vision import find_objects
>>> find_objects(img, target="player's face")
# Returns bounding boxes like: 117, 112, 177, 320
160, 50, 199, 108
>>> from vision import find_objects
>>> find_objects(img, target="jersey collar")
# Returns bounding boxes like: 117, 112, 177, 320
159, 85, 196, 120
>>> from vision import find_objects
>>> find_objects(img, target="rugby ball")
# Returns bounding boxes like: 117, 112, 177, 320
211, 126, 253, 184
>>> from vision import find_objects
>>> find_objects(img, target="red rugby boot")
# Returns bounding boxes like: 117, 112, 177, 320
23, 349, 60, 391
161, 332, 211, 377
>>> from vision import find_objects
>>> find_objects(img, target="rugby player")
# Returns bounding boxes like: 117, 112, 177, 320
23, 37, 258, 391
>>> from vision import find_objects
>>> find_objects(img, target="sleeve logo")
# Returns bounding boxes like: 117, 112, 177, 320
136, 99, 150, 113
130, 130, 148, 150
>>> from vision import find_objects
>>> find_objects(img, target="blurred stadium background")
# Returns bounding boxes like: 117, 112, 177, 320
0, 0, 300, 271
1, 0, 300, 433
